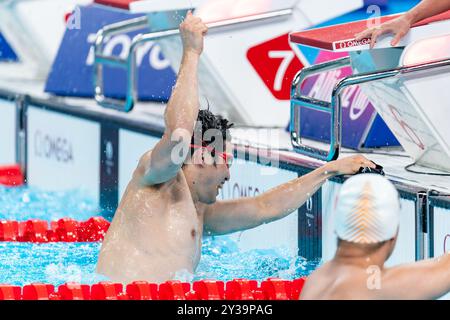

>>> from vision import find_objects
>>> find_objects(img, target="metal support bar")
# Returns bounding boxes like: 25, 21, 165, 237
290, 57, 450, 161
93, 8, 293, 112
415, 191, 428, 261
15, 94, 26, 181
290, 57, 351, 161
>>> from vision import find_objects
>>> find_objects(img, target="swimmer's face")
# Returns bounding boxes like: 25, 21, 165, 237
188, 142, 233, 204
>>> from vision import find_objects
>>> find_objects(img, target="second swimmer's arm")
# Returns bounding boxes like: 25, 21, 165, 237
356, 0, 450, 48
404, 0, 450, 25
379, 253, 450, 300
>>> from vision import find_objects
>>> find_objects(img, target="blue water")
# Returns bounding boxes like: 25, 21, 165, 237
0, 186, 319, 286
0, 186, 101, 221
0, 238, 319, 286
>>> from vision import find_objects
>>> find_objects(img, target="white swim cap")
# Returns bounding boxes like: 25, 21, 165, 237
334, 174, 400, 244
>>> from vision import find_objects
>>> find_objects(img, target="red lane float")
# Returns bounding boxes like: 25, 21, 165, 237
261, 278, 291, 300
0, 221, 19, 241
78, 217, 110, 242
55, 218, 79, 242
58, 282, 91, 300
91, 282, 128, 300
225, 279, 260, 300
193, 280, 225, 300
159, 281, 192, 300
22, 283, 55, 300
0, 278, 307, 300
126, 281, 158, 300
22, 220, 49, 242
0, 285, 21, 300
291, 278, 306, 300
0, 217, 110, 243
0, 165, 24, 187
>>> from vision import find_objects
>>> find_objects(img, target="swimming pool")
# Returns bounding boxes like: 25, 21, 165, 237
0, 185, 319, 288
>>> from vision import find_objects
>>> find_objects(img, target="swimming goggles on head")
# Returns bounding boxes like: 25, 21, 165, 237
190, 144, 233, 168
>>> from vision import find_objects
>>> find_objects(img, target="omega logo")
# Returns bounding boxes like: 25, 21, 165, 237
34, 130, 74, 163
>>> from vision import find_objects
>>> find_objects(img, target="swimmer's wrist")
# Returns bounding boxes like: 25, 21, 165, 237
321, 162, 339, 178
404, 10, 417, 26
183, 48, 201, 59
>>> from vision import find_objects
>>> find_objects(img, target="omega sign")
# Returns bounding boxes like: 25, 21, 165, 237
34, 130, 74, 163
220, 182, 261, 199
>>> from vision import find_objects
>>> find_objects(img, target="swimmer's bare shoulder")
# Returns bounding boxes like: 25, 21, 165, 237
131, 150, 181, 189
300, 262, 379, 300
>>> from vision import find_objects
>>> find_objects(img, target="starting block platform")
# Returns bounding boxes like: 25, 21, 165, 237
290, 10, 450, 52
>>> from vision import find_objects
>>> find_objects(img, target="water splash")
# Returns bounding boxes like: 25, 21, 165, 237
0, 237, 319, 286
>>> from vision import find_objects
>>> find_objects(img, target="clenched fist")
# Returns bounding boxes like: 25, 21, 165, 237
179, 11, 208, 56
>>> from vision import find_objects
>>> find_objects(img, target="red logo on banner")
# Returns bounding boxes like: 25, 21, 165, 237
247, 33, 304, 100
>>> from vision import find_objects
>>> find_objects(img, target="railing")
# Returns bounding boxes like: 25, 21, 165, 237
93, 8, 293, 112
290, 56, 450, 161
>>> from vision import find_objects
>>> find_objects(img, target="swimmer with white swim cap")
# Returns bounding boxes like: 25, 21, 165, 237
301, 174, 450, 300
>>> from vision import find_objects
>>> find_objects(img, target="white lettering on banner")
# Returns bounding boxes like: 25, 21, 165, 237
34, 130, 74, 163
268, 50, 295, 91
333, 38, 371, 50
27, 107, 100, 203
308, 71, 371, 121
341, 86, 371, 121
230, 183, 260, 198
309, 71, 341, 101
85, 34, 171, 70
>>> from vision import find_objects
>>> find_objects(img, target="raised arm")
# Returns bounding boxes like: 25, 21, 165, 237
378, 254, 450, 300
356, 0, 450, 48
139, 12, 208, 185
204, 155, 376, 235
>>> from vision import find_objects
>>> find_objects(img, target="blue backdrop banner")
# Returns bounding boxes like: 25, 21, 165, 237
45, 4, 176, 102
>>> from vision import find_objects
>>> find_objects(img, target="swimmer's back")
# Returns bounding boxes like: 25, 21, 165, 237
300, 261, 377, 300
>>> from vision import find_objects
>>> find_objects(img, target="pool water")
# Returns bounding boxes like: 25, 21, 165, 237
0, 186, 100, 221
0, 186, 320, 286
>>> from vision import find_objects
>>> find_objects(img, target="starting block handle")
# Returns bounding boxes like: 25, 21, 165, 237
93, 8, 293, 112
290, 52, 450, 162
290, 57, 351, 162
93, 16, 149, 112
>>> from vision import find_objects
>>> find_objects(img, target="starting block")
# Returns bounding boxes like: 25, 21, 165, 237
289, 10, 450, 170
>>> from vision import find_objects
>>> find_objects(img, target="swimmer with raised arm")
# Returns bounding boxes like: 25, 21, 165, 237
96, 12, 376, 284
301, 174, 450, 300
356, 0, 450, 48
